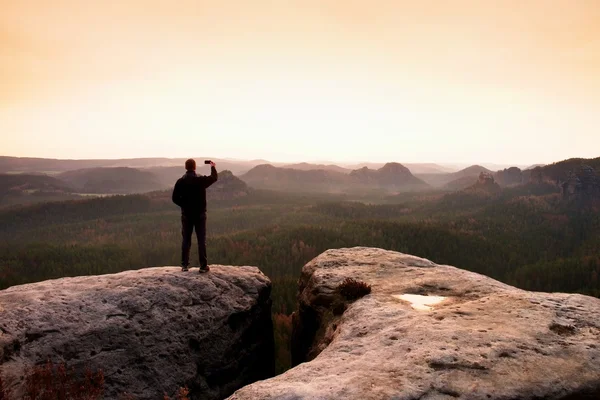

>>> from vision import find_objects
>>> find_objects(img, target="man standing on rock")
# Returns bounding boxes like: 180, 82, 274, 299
172, 159, 218, 273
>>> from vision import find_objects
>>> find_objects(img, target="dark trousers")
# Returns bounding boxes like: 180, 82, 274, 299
181, 213, 207, 268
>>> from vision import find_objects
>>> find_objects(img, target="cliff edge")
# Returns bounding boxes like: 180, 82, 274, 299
0, 266, 274, 399
230, 247, 600, 400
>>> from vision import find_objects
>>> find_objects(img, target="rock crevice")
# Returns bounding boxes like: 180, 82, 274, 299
230, 247, 600, 400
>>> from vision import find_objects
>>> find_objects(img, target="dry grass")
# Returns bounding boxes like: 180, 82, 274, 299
4, 361, 190, 400
337, 278, 372, 301
17, 360, 105, 400
164, 387, 190, 400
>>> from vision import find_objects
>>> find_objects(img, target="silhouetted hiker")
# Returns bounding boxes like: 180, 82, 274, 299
172, 159, 218, 273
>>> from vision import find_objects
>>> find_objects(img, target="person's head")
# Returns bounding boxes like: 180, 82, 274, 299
185, 159, 196, 172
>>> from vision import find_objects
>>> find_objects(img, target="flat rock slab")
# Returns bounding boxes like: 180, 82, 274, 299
229, 247, 600, 400
0, 266, 274, 399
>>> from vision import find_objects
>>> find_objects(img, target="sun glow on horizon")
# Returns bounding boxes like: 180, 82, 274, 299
1, 0, 599, 164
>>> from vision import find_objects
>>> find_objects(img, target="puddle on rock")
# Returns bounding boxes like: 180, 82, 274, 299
393, 294, 446, 311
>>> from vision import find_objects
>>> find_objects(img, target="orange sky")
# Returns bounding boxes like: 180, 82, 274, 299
1, 0, 599, 164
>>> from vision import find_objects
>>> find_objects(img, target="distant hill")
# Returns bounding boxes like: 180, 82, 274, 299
201, 159, 274, 175
349, 163, 428, 189
528, 157, 600, 203
421, 157, 600, 201
456, 165, 494, 177
0, 174, 78, 208
282, 161, 445, 175
404, 163, 455, 174
529, 157, 600, 185
207, 170, 250, 200
495, 167, 524, 187
417, 165, 493, 188
1, 156, 527, 178
241, 162, 428, 193
0, 156, 183, 173
438, 172, 505, 210
466, 172, 501, 195
525, 164, 545, 170
342, 162, 385, 170
440, 163, 530, 171
444, 166, 524, 191
0, 156, 264, 176
443, 175, 480, 191
343, 162, 452, 174
0, 174, 72, 194
145, 166, 184, 188
282, 163, 351, 174
57, 167, 165, 194
241, 165, 349, 193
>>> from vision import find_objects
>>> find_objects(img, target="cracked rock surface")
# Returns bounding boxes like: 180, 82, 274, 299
0, 266, 274, 400
229, 247, 600, 400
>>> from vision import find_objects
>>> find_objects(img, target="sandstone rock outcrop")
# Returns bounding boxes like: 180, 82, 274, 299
463, 172, 501, 195
561, 165, 600, 203
349, 163, 428, 189
529, 158, 600, 191
0, 266, 274, 400
495, 167, 523, 187
240, 164, 348, 193
229, 247, 600, 400
240, 163, 430, 194
476, 171, 495, 186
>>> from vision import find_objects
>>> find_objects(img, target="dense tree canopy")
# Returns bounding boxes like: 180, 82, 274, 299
1, 185, 598, 372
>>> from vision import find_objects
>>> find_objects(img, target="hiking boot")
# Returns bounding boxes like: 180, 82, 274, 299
199, 265, 210, 273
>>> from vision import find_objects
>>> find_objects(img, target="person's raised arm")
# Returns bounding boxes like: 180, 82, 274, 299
204, 161, 218, 188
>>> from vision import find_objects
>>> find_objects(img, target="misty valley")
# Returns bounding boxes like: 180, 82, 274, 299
1, 156, 599, 376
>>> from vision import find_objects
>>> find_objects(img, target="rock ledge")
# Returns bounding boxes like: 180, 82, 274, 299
230, 247, 600, 400
0, 266, 274, 400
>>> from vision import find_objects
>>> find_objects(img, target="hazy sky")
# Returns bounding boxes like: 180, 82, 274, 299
1, 0, 599, 164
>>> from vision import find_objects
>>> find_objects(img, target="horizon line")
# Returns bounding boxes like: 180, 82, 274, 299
0, 153, 558, 168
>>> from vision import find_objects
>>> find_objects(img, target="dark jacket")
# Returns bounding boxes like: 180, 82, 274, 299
172, 167, 218, 214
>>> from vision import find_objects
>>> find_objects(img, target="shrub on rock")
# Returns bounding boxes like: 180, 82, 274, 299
337, 278, 371, 301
